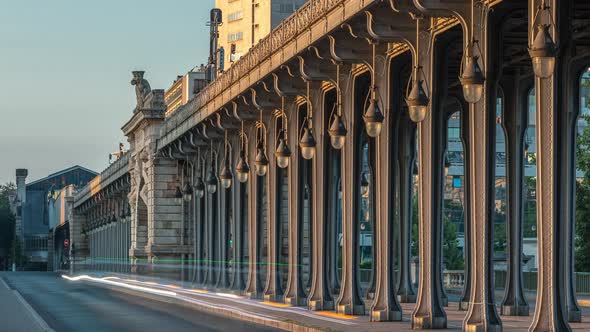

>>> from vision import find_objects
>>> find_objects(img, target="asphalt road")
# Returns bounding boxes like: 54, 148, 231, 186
1, 272, 280, 332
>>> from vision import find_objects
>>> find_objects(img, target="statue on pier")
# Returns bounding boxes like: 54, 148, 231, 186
131, 71, 151, 111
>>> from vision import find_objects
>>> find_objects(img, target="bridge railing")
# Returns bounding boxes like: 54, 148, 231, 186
73, 152, 130, 207
161, 0, 349, 130
442, 269, 590, 295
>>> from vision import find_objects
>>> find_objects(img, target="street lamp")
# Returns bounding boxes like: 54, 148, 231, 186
275, 97, 292, 168
328, 64, 347, 149
219, 131, 233, 189
406, 17, 429, 123
254, 110, 269, 176
235, 121, 250, 183
275, 136, 291, 169
529, 1, 556, 79
206, 143, 217, 194
182, 182, 193, 202
299, 81, 316, 160
363, 43, 384, 138
195, 175, 205, 198
459, 0, 485, 104
174, 186, 183, 205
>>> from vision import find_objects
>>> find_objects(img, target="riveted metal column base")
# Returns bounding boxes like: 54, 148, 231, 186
337, 303, 365, 316
371, 309, 402, 322
397, 293, 416, 304
463, 322, 502, 332
284, 296, 307, 307
411, 315, 447, 329
309, 299, 334, 311
567, 309, 582, 323
264, 294, 284, 303
502, 304, 529, 316
246, 291, 262, 300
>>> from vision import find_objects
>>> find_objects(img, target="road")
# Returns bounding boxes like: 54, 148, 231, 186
0, 272, 280, 332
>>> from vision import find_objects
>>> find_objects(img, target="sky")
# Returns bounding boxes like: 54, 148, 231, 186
0, 0, 214, 184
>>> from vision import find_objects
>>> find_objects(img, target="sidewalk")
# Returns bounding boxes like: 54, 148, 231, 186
0, 274, 54, 332
64, 272, 590, 332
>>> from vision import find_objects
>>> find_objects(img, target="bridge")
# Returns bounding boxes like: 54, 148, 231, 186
61, 0, 590, 330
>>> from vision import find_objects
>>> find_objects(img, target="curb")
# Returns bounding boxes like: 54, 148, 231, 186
81, 279, 334, 332
0, 277, 55, 332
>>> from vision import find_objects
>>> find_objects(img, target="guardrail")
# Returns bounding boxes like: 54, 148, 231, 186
442, 270, 590, 295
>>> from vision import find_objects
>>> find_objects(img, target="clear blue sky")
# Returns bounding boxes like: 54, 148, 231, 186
0, 0, 214, 184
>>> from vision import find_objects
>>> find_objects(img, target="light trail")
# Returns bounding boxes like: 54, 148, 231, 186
64, 274, 357, 326
61, 275, 177, 297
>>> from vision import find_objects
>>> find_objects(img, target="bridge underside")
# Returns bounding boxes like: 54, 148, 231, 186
67, 0, 590, 330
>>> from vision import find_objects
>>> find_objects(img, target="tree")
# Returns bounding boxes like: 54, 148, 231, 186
0, 183, 16, 270
443, 217, 464, 270
410, 194, 464, 270
576, 113, 590, 272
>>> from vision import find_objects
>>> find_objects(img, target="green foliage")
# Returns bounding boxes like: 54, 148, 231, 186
576, 114, 590, 272
443, 217, 464, 270
411, 195, 418, 258
0, 183, 17, 269
410, 195, 464, 270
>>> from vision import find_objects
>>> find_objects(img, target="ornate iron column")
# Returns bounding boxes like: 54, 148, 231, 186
528, 1, 572, 330
462, 4, 502, 331
562, 63, 582, 323
264, 117, 284, 302
216, 180, 231, 289
458, 97, 472, 311
411, 18, 447, 330
284, 102, 308, 306
205, 158, 218, 286
230, 163, 246, 293
370, 48, 403, 322
500, 72, 530, 316
308, 84, 334, 311
334, 67, 365, 316
396, 114, 417, 304
245, 126, 265, 299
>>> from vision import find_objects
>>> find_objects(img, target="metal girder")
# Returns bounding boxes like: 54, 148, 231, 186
328, 33, 373, 64
272, 64, 306, 97
231, 96, 258, 121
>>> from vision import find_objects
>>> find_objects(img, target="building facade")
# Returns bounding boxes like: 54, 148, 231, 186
164, 66, 208, 116
10, 166, 96, 270
216, 0, 308, 66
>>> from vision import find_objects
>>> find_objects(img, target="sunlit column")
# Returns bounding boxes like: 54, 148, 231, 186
307, 84, 333, 311
370, 49, 403, 322
284, 102, 308, 306
528, 0, 572, 330
334, 69, 365, 315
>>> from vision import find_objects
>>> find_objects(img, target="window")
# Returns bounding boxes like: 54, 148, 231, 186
273, 3, 295, 13
228, 11, 243, 22
448, 127, 460, 139
228, 31, 243, 42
